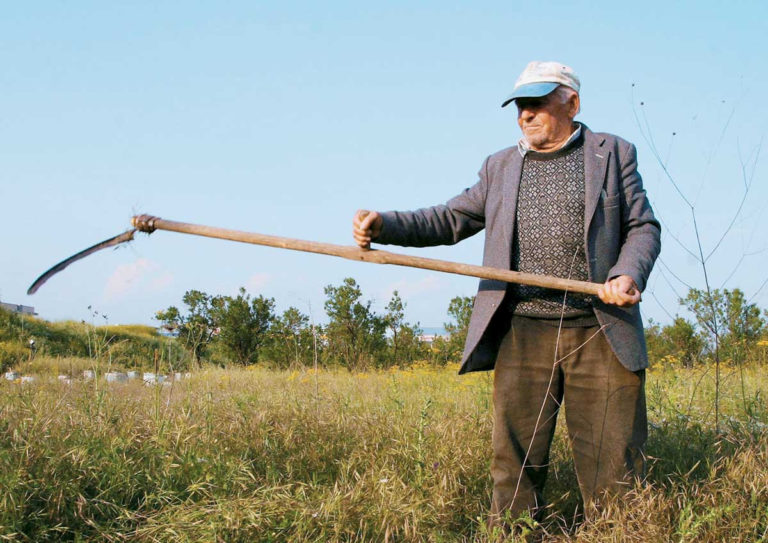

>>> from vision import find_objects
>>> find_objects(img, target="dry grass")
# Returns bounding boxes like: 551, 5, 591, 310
0, 362, 766, 541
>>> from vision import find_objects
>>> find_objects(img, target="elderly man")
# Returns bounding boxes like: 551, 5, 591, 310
353, 61, 660, 524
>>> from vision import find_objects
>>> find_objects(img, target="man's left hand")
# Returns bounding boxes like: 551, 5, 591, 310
597, 275, 641, 307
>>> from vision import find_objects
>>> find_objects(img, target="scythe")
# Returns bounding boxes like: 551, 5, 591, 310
28, 214, 604, 297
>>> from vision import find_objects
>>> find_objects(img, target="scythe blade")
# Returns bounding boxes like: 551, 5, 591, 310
27, 229, 138, 295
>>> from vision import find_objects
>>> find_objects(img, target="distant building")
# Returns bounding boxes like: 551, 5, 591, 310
417, 328, 449, 346
0, 302, 37, 316
417, 333, 442, 346
157, 324, 179, 337
417, 334, 448, 345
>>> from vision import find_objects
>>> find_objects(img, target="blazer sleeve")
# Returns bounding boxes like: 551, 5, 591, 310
607, 141, 661, 291
375, 157, 490, 247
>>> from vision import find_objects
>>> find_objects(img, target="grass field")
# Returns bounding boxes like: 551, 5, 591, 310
1, 359, 767, 541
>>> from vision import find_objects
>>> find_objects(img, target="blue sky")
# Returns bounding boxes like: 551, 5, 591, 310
2, 1, 767, 328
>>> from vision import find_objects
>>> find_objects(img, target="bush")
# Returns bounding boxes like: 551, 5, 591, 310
0, 341, 28, 373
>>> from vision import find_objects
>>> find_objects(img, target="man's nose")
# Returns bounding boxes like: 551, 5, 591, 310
518, 107, 535, 122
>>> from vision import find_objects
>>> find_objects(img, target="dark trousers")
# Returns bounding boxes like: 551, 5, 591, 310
490, 315, 647, 522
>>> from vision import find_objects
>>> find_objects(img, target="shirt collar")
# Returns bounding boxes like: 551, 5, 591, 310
517, 123, 582, 157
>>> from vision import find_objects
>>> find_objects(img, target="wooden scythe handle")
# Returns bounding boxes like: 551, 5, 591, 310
131, 215, 603, 296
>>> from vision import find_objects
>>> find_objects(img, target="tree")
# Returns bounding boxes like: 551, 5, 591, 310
211, 288, 275, 365
324, 278, 386, 370
681, 288, 765, 364
156, 290, 217, 364
446, 296, 473, 335
384, 290, 425, 366
385, 291, 406, 363
646, 317, 706, 368
264, 306, 319, 368
665, 317, 706, 368
445, 295, 474, 360
432, 295, 474, 365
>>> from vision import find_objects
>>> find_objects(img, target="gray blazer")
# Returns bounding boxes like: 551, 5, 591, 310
376, 126, 661, 374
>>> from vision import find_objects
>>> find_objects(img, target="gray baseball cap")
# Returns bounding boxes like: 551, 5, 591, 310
501, 61, 580, 108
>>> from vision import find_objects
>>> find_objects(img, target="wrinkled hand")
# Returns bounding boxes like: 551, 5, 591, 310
352, 209, 382, 249
597, 275, 641, 307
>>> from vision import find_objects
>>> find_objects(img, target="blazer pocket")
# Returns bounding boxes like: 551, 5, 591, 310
602, 194, 620, 208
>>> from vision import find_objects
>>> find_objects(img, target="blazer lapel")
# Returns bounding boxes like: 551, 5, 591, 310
583, 128, 609, 235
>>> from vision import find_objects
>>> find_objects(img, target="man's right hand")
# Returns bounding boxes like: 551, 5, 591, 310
352, 209, 382, 249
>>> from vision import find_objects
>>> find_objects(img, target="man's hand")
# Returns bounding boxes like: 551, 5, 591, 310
597, 275, 641, 307
352, 209, 383, 249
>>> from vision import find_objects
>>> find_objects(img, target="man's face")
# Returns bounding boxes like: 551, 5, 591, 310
516, 91, 578, 152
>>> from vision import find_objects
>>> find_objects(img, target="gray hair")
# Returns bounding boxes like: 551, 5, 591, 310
552, 85, 580, 115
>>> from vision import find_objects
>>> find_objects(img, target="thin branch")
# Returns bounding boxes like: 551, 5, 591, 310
555, 325, 610, 366
631, 93, 694, 209
691, 210, 722, 433
748, 276, 768, 304
656, 214, 700, 261
705, 192, 749, 263
685, 365, 713, 420
663, 131, 676, 169
657, 257, 695, 291
719, 254, 747, 289
655, 267, 683, 303
648, 291, 677, 322
705, 138, 762, 262
719, 239, 768, 289
693, 102, 737, 205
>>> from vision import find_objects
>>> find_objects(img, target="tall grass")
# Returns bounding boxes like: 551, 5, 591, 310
1, 362, 767, 541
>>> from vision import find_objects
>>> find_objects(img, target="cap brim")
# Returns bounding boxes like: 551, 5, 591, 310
500, 82, 559, 108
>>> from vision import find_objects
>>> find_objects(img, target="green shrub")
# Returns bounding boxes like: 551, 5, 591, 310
0, 341, 27, 373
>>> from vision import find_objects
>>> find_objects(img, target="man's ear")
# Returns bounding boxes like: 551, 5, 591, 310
569, 93, 581, 118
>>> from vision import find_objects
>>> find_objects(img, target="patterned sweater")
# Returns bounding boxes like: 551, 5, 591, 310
510, 133, 596, 323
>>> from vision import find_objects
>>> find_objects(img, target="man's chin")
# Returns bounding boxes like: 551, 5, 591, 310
523, 135, 546, 148
522, 128, 542, 139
